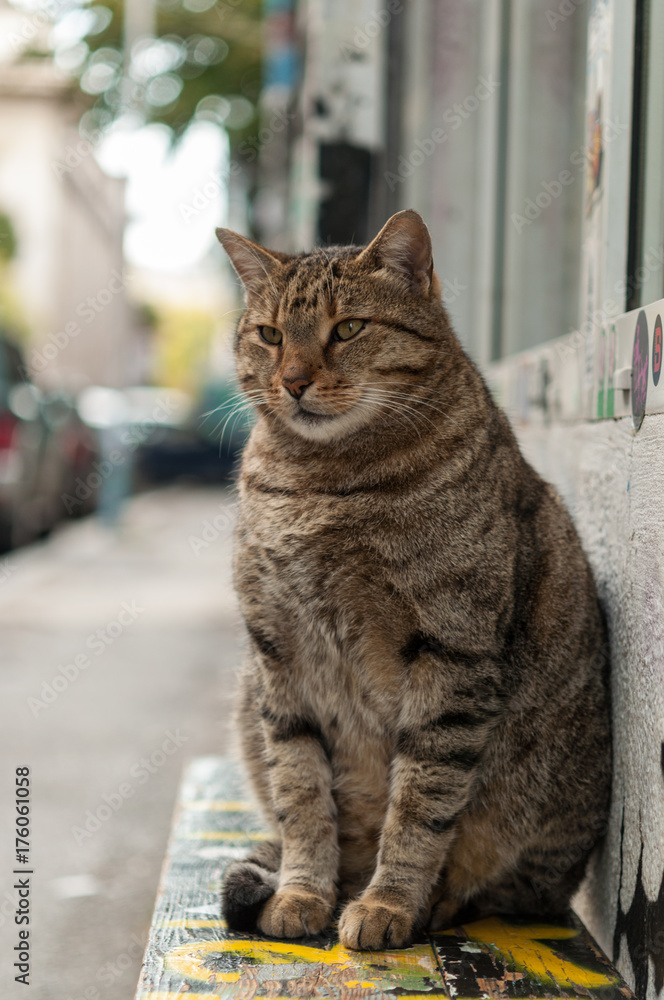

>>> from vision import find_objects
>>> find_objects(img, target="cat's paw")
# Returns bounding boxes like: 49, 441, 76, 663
258, 888, 333, 938
338, 895, 414, 951
221, 861, 278, 932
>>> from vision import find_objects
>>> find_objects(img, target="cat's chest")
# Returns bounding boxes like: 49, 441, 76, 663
236, 495, 408, 725
235, 492, 403, 636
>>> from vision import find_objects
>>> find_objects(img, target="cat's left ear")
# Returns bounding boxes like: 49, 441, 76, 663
359, 209, 434, 295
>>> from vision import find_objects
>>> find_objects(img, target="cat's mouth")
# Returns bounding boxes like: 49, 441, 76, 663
284, 396, 366, 441
294, 404, 338, 423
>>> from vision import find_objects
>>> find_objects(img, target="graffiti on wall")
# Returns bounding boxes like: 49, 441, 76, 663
613, 745, 664, 999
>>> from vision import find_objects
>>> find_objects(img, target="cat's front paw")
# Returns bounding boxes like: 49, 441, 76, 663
258, 888, 333, 938
338, 894, 414, 951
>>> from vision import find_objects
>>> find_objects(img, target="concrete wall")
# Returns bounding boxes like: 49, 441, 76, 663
512, 412, 664, 1000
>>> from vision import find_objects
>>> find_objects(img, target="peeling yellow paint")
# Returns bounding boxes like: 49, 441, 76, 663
439, 918, 616, 989
163, 936, 439, 988
136, 983, 462, 1000
344, 979, 383, 988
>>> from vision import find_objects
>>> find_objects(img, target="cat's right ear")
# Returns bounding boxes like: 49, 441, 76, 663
215, 229, 284, 297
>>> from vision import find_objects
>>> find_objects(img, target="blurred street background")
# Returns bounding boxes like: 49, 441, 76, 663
1, 486, 240, 1000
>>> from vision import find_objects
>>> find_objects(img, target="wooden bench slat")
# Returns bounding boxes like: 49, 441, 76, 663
135, 757, 634, 1000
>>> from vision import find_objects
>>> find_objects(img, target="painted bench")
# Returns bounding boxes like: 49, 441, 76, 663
134, 757, 634, 1000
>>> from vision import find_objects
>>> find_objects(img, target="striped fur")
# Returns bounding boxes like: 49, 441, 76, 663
215, 211, 611, 950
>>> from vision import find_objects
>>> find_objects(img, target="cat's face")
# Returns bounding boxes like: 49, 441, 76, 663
216, 211, 444, 443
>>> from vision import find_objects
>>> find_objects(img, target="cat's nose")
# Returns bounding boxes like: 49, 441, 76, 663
282, 373, 312, 398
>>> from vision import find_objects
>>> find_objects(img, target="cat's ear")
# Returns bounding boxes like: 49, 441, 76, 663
359, 210, 434, 295
215, 228, 286, 296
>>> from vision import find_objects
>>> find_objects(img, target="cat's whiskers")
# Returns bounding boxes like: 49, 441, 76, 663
356, 387, 439, 417
361, 391, 439, 433
354, 381, 472, 436
201, 388, 267, 423
332, 386, 437, 433
202, 389, 270, 445
242, 246, 281, 306
320, 247, 334, 304
334, 250, 353, 298
354, 391, 426, 440
215, 394, 272, 446
217, 306, 245, 320
202, 388, 258, 414
351, 381, 447, 416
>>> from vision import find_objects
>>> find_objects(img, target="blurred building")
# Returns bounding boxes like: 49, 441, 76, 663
0, 0, 140, 390
254, 1, 664, 995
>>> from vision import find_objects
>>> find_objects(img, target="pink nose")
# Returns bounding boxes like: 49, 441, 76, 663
282, 374, 312, 398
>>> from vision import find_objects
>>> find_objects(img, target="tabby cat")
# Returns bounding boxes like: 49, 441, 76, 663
215, 210, 611, 950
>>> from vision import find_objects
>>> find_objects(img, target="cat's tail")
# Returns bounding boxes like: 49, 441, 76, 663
221, 840, 281, 932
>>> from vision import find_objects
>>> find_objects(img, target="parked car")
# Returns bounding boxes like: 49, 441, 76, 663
0, 336, 40, 550
0, 333, 100, 551
134, 379, 252, 486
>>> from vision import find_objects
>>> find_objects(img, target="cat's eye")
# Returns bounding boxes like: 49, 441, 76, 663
259, 326, 282, 345
334, 319, 366, 341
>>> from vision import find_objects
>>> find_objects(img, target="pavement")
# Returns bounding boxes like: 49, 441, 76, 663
0, 486, 244, 1000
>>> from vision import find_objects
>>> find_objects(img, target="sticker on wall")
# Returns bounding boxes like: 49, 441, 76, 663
632, 310, 648, 431
653, 314, 662, 387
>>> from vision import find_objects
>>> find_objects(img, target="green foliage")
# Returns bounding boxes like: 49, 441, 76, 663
71, 0, 263, 146
152, 303, 217, 392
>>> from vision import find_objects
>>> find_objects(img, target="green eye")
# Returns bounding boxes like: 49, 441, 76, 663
259, 326, 282, 345
334, 318, 366, 341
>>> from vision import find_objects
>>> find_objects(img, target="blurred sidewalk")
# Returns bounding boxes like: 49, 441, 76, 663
0, 486, 243, 1000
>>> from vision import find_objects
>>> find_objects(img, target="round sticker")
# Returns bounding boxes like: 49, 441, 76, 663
632, 310, 648, 431
653, 314, 662, 387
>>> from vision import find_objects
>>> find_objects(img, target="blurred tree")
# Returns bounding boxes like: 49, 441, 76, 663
54, 0, 263, 148
152, 303, 217, 392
